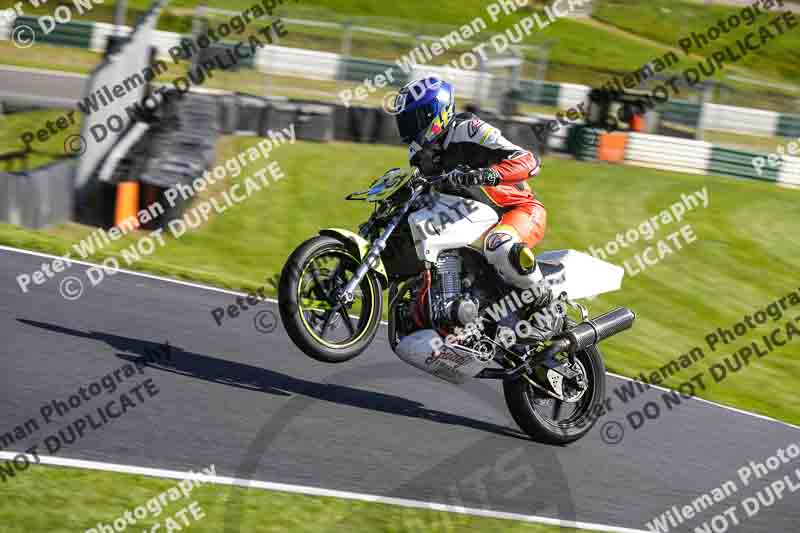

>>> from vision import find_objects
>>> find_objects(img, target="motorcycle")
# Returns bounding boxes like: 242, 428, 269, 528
278, 168, 635, 444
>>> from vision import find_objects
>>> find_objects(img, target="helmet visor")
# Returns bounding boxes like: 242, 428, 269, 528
396, 103, 436, 144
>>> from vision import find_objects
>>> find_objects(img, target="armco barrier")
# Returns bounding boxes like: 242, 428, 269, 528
555, 122, 800, 186
546, 124, 571, 153
625, 132, 711, 175
707, 146, 779, 181
519, 80, 561, 107
568, 126, 601, 161
776, 114, 800, 138
14, 16, 93, 49
90, 23, 133, 53
257, 45, 341, 80
704, 147, 800, 185
621, 132, 800, 186
779, 156, 800, 186
339, 57, 404, 86
597, 132, 627, 163
557, 82, 590, 110
200, 41, 255, 70
657, 100, 702, 129
0, 14, 13, 41
701, 104, 778, 137
90, 24, 183, 59
0, 160, 75, 229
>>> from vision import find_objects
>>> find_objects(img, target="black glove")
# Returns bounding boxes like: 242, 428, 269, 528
447, 167, 501, 187
411, 144, 443, 177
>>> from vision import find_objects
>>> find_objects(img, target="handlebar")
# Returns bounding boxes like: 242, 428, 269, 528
412, 170, 459, 190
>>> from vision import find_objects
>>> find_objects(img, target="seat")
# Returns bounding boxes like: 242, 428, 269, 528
539, 260, 566, 284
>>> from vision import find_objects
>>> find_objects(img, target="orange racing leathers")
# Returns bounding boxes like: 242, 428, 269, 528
409, 112, 546, 250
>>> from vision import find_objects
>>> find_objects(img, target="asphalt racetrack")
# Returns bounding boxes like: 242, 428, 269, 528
0, 66, 86, 108
2, 246, 798, 532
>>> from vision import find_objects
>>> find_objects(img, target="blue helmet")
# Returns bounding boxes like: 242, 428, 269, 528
394, 77, 455, 147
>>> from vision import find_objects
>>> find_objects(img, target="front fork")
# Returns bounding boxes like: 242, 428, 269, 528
337, 189, 422, 305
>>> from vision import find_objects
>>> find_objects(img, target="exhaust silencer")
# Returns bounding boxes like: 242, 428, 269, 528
563, 307, 636, 352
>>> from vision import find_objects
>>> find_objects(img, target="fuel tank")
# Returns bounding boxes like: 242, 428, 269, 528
408, 193, 498, 263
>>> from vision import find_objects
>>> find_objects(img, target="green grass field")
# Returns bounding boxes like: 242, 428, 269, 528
0, 464, 593, 533
0, 109, 83, 170
594, 0, 800, 84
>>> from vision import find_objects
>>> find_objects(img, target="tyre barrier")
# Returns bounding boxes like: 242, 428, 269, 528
334, 105, 379, 143
235, 95, 270, 136
294, 104, 335, 143
223, 96, 557, 151
138, 92, 220, 191
218, 93, 240, 135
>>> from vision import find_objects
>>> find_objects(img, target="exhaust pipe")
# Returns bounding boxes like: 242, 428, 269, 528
538, 307, 636, 358
564, 307, 636, 352
495, 307, 636, 382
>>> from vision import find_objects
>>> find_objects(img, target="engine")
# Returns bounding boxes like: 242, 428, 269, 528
390, 249, 500, 369
430, 252, 480, 327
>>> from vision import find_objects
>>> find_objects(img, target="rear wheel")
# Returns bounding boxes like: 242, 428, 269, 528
503, 343, 606, 445
278, 236, 383, 363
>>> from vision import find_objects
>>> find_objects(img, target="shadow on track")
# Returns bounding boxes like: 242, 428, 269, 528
18, 319, 527, 441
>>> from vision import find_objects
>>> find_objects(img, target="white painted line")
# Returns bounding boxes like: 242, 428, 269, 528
0, 451, 649, 533
2, 244, 798, 431
0, 245, 254, 300
607, 371, 800, 431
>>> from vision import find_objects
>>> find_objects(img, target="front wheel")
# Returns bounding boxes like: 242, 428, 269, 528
278, 236, 383, 363
503, 344, 606, 445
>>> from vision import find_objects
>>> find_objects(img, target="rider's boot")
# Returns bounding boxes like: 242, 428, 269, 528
484, 227, 565, 341
523, 280, 565, 342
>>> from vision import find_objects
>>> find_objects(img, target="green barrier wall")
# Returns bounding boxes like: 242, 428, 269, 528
707, 146, 780, 181
15, 16, 93, 49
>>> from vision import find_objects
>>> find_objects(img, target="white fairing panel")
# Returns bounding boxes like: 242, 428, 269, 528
537, 249, 625, 300
408, 194, 499, 263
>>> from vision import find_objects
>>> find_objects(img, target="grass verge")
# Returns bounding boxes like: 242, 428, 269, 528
0, 463, 593, 533
593, 0, 800, 84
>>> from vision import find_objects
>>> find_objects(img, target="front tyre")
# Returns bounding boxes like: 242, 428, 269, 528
503, 345, 606, 445
279, 236, 383, 363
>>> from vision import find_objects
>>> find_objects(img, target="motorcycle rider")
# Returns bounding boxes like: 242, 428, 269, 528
393, 76, 563, 339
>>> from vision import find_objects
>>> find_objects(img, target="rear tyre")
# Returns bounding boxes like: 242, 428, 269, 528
278, 236, 383, 363
503, 343, 606, 445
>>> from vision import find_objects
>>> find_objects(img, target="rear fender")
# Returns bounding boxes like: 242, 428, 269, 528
319, 228, 389, 288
